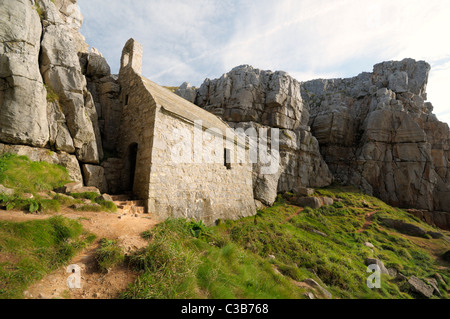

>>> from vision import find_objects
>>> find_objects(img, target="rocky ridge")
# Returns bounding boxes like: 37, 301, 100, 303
1, 0, 449, 228
177, 66, 333, 205
176, 60, 450, 224
302, 59, 450, 214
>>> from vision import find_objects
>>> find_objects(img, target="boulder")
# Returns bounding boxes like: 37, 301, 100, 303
311, 229, 328, 237
365, 258, 390, 275
82, 164, 108, 194
97, 193, 113, 203
294, 196, 334, 209
407, 276, 434, 298
364, 242, 375, 249
299, 187, 315, 196
86, 47, 111, 79
303, 278, 332, 299
387, 268, 398, 278
426, 278, 441, 297
0, 184, 14, 196
70, 186, 101, 195
426, 231, 444, 239
381, 218, 427, 238
61, 182, 83, 194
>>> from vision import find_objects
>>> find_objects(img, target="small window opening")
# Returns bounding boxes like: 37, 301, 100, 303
123, 53, 130, 68
224, 148, 232, 170
125, 94, 129, 106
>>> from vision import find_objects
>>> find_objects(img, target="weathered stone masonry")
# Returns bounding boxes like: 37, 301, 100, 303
117, 39, 256, 224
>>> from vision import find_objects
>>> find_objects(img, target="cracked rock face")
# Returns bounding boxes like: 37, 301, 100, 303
176, 65, 333, 205
39, 0, 102, 164
177, 59, 450, 214
303, 58, 450, 213
0, 0, 106, 189
0, 0, 49, 147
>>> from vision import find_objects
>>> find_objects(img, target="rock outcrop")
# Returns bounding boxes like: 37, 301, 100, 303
0, 0, 108, 191
0, 0, 49, 147
303, 58, 450, 213
84, 48, 122, 154
39, 0, 102, 164
176, 65, 333, 205
177, 59, 450, 214
1, 1, 449, 219
0, 142, 83, 183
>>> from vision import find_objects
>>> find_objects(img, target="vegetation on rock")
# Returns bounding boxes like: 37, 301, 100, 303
121, 186, 449, 299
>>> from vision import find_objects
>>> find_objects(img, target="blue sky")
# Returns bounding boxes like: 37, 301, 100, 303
78, 0, 450, 124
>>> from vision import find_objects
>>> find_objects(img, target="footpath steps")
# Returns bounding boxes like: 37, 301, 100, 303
111, 194, 146, 216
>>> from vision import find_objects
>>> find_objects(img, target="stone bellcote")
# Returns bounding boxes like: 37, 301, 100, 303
120, 38, 143, 75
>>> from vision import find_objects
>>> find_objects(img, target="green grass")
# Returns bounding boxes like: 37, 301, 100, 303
94, 239, 125, 273
0, 153, 71, 195
44, 84, 59, 103
34, 3, 44, 20
0, 154, 116, 214
0, 216, 95, 298
0, 194, 59, 214
69, 192, 117, 213
121, 186, 450, 299
122, 219, 305, 299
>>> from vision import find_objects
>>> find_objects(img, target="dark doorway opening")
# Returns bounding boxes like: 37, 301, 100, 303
127, 143, 138, 191
224, 148, 232, 170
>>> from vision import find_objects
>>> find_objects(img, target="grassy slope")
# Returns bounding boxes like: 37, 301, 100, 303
122, 186, 449, 299
0, 216, 95, 298
0, 153, 71, 194
0, 153, 116, 213
0, 152, 448, 299
0, 154, 108, 298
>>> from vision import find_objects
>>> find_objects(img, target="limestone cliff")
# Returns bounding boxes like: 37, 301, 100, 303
0, 0, 114, 185
176, 59, 450, 214
303, 58, 450, 213
1, 0, 449, 220
176, 65, 333, 205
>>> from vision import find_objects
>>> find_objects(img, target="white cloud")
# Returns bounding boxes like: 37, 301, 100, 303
78, 0, 450, 123
427, 59, 450, 125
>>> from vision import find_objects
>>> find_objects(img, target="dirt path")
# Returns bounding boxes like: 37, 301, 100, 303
357, 211, 378, 233
0, 208, 159, 299
286, 207, 304, 222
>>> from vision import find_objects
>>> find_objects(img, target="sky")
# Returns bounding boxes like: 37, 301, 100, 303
78, 0, 450, 124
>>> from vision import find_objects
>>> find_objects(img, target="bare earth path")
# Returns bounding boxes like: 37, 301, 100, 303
357, 211, 378, 234
0, 207, 159, 299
